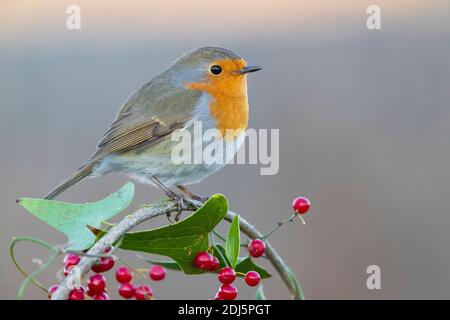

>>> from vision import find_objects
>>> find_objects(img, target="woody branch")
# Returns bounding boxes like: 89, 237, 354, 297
52, 199, 300, 300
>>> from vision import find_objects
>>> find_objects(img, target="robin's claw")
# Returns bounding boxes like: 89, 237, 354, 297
149, 175, 186, 222
165, 192, 185, 223
161, 189, 185, 222
166, 212, 175, 224
173, 195, 184, 222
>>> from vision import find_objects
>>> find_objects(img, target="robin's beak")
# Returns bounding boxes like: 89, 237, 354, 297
235, 65, 262, 74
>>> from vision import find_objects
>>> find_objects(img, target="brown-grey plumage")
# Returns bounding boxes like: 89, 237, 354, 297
44, 46, 259, 200
44, 84, 201, 200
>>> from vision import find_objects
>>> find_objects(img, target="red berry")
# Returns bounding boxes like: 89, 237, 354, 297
48, 285, 59, 299
218, 267, 236, 284
93, 292, 110, 300
149, 265, 166, 281
68, 288, 85, 300
134, 285, 153, 300
292, 196, 310, 214
248, 239, 265, 258
210, 256, 220, 271
86, 287, 96, 297
193, 252, 214, 270
118, 283, 135, 299
116, 266, 133, 284
91, 256, 115, 273
88, 274, 106, 293
244, 271, 261, 287
63, 253, 80, 267
214, 292, 223, 300
218, 284, 237, 300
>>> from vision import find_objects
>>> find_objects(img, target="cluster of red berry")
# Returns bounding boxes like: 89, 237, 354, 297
116, 265, 164, 300
47, 196, 310, 300
48, 246, 166, 300
192, 238, 266, 300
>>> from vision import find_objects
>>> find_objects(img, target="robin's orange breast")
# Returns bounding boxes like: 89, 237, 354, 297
185, 59, 249, 137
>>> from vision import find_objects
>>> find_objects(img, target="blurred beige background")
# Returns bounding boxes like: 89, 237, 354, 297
1, 0, 450, 299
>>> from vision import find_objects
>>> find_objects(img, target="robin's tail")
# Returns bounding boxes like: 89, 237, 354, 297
44, 163, 94, 200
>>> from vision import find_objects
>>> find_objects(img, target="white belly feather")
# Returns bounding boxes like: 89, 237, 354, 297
94, 93, 246, 187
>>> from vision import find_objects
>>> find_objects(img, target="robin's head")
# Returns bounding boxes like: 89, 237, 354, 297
167, 47, 261, 96
165, 47, 261, 134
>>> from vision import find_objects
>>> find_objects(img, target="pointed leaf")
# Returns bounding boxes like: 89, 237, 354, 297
138, 257, 182, 271
225, 215, 240, 268
214, 243, 231, 268
17, 183, 134, 250
119, 194, 228, 274
235, 257, 272, 279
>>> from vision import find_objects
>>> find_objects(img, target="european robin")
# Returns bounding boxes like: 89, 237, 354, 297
44, 47, 261, 216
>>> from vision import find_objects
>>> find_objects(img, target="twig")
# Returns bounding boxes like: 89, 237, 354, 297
52, 198, 302, 300
51, 199, 197, 300
262, 213, 304, 239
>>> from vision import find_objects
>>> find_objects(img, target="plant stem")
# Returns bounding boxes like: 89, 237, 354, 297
51, 198, 303, 300
18, 248, 60, 299
9, 237, 56, 294
212, 230, 227, 242
262, 213, 300, 239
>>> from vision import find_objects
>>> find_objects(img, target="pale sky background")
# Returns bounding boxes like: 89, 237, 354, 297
1, 0, 449, 42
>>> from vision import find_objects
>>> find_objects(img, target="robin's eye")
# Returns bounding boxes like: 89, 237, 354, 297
210, 65, 222, 75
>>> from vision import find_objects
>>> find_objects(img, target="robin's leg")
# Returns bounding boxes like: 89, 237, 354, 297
177, 185, 209, 203
149, 176, 185, 222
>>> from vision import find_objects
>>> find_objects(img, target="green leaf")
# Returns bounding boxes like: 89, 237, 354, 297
17, 183, 134, 250
235, 257, 272, 279
214, 243, 231, 268
225, 215, 240, 268
138, 257, 182, 271
119, 194, 228, 274
255, 285, 266, 300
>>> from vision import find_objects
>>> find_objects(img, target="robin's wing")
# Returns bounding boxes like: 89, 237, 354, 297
90, 82, 202, 162
44, 80, 202, 200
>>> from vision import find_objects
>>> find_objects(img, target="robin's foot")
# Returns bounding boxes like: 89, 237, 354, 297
177, 185, 209, 203
149, 176, 188, 222
163, 190, 184, 222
